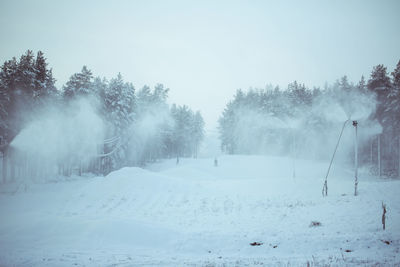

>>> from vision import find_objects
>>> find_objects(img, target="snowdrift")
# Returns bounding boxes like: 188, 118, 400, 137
0, 155, 399, 266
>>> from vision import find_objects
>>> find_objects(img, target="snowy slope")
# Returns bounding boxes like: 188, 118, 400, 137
0, 155, 399, 266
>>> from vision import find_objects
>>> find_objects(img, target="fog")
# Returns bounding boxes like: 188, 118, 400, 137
1, 0, 399, 129
6, 94, 178, 179
11, 98, 104, 158
219, 83, 382, 165
1, 1, 400, 265
126, 105, 174, 165
6, 98, 103, 180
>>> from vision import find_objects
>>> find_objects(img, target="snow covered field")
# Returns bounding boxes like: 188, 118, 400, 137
0, 155, 399, 266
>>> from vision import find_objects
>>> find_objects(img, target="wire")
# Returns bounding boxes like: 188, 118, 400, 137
96, 140, 122, 157
103, 136, 120, 144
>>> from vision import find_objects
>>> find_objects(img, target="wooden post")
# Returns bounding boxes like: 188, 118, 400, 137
382, 202, 386, 230
378, 135, 381, 177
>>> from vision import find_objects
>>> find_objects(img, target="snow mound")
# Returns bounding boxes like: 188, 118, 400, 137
0, 155, 399, 266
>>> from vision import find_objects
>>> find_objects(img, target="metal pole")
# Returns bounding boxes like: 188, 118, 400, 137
322, 119, 350, 197
353, 121, 358, 196
292, 130, 296, 179
370, 138, 373, 165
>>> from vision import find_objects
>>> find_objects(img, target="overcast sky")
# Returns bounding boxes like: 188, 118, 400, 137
1, 0, 399, 129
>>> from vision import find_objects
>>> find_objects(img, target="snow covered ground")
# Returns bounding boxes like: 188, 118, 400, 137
0, 155, 399, 266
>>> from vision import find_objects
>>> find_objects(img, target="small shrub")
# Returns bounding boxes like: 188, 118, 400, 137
309, 221, 322, 227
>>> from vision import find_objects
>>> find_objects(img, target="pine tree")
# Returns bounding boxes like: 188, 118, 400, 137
34, 51, 56, 100
152, 83, 169, 104
191, 111, 205, 157
218, 100, 237, 154
368, 65, 391, 91
171, 105, 195, 157
34, 51, 47, 93
63, 66, 93, 98
0, 57, 18, 91
388, 60, 400, 131
0, 59, 17, 141
339, 75, 352, 92
392, 60, 400, 90
390, 60, 400, 176
103, 73, 135, 168
0, 78, 9, 143
287, 81, 312, 111
2, 51, 37, 140
135, 85, 152, 116
368, 64, 391, 126
357, 75, 367, 91
16, 50, 36, 93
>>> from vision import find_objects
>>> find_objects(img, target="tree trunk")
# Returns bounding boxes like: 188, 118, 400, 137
370, 138, 373, 165
2, 149, 7, 183
378, 135, 381, 177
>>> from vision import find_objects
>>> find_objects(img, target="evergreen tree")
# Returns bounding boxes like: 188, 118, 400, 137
93, 76, 109, 117
63, 66, 93, 98
103, 73, 135, 168
368, 64, 391, 91
392, 60, 400, 90
388, 60, 400, 132
135, 85, 152, 116
339, 75, 352, 92
191, 111, 205, 157
0, 50, 57, 143
0, 78, 9, 143
171, 105, 199, 157
357, 75, 367, 91
368, 64, 391, 126
0, 57, 18, 91
0, 59, 16, 142
152, 83, 169, 104
34, 51, 56, 99
15, 50, 36, 93
287, 81, 312, 113
0, 50, 206, 175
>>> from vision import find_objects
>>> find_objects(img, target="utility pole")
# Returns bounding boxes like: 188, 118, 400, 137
292, 130, 296, 179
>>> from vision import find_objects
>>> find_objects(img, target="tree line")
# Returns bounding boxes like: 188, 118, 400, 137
0, 50, 205, 177
219, 60, 400, 177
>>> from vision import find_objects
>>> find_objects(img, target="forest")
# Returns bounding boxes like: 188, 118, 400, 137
219, 61, 400, 177
0, 50, 205, 179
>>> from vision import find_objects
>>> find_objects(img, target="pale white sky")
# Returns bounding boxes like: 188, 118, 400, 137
1, 0, 399, 129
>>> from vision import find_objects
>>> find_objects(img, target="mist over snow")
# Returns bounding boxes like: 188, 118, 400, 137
218, 80, 383, 164
313, 83, 378, 122
126, 103, 174, 165
1, 0, 400, 265
11, 98, 104, 166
